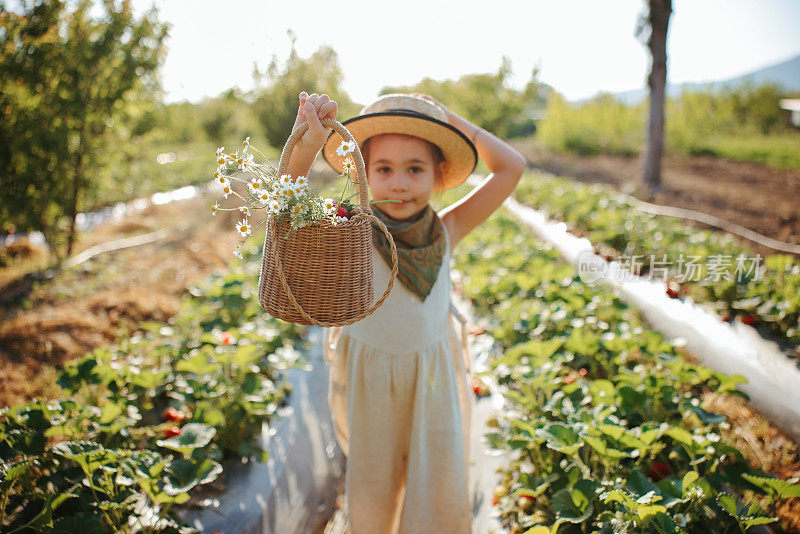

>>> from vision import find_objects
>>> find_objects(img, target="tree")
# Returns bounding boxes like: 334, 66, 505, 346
381, 55, 546, 139
252, 30, 360, 151
635, 0, 672, 192
0, 0, 169, 259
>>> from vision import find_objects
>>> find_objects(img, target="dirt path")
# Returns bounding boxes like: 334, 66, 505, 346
509, 140, 800, 260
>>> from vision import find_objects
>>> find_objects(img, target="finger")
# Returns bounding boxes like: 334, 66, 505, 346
301, 100, 324, 131
318, 100, 338, 120
314, 94, 330, 112
306, 93, 319, 106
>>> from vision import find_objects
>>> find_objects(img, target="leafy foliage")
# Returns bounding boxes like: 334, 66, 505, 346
450, 208, 800, 533
1, 240, 307, 531
0, 0, 169, 257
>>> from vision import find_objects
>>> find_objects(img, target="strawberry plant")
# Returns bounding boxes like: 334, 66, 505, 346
450, 207, 800, 533
513, 173, 800, 356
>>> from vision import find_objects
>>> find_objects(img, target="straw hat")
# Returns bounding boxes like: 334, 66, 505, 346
321, 93, 477, 191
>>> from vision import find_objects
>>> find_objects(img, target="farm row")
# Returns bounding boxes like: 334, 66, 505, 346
449, 206, 800, 533
513, 173, 800, 356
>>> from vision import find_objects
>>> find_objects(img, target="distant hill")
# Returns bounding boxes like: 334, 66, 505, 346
571, 52, 800, 106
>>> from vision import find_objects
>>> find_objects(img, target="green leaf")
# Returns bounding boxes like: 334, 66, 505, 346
164, 458, 223, 495
717, 492, 778, 528
584, 435, 630, 461
535, 423, 584, 456
176, 352, 220, 376
683, 402, 726, 424
742, 474, 800, 499
551, 487, 593, 523
156, 423, 216, 455
52, 441, 117, 474
681, 471, 700, 496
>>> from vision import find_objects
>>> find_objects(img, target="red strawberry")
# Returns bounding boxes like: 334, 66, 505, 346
648, 461, 671, 481
741, 314, 756, 326
220, 331, 234, 345
471, 378, 489, 397
163, 407, 186, 423
336, 205, 350, 219
578, 368, 588, 377
164, 427, 182, 438
665, 281, 680, 299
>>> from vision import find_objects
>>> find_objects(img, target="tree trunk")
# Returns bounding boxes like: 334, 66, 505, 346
65, 123, 87, 258
642, 0, 672, 192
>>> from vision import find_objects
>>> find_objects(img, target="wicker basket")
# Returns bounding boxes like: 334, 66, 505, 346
257, 117, 398, 326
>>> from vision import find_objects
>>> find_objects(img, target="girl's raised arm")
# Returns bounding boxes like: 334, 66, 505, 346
418, 95, 527, 250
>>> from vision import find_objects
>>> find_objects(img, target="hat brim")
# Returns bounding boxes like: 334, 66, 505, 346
321, 110, 477, 191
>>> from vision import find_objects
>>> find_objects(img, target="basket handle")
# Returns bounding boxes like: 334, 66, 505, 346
269, 213, 399, 327
277, 117, 371, 213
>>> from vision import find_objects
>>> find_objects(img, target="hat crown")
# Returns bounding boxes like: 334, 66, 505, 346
359, 94, 447, 123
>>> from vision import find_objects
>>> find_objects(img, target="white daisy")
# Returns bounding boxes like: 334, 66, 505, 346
322, 197, 336, 214
268, 199, 284, 214
241, 136, 251, 153
216, 146, 225, 156
211, 201, 220, 216
292, 202, 308, 216
236, 219, 251, 237
238, 206, 251, 216
294, 175, 309, 189
281, 186, 298, 200
215, 173, 229, 187
279, 174, 294, 187
221, 184, 233, 199
334, 215, 349, 224
250, 177, 265, 190
238, 153, 254, 171
258, 190, 272, 204
336, 140, 355, 157
342, 157, 356, 174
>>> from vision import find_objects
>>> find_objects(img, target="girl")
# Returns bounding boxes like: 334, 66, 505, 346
286, 91, 526, 533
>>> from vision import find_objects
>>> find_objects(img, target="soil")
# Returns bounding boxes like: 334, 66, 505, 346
508, 140, 800, 260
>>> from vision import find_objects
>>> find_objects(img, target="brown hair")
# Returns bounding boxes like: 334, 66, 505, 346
361, 134, 446, 192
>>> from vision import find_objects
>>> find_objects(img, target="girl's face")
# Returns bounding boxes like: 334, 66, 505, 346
365, 134, 445, 220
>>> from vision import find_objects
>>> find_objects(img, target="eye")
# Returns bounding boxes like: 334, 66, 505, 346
410, 166, 422, 173
377, 166, 390, 173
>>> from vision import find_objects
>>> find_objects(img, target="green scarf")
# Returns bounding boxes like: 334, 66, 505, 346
370, 203, 446, 302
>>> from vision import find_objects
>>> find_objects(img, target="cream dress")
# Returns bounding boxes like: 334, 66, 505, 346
323, 223, 473, 534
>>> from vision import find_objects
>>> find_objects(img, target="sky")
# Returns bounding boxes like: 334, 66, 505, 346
129, 0, 800, 106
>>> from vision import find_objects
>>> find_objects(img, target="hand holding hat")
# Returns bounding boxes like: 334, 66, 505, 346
408, 93, 453, 124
